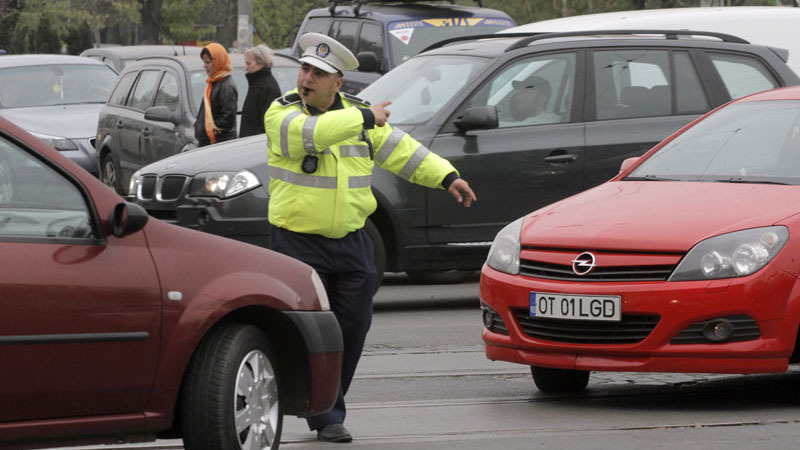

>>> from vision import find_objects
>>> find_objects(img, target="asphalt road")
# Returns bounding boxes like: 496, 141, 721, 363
58, 274, 800, 450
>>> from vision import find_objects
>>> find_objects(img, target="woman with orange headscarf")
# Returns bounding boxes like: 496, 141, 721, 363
194, 42, 238, 146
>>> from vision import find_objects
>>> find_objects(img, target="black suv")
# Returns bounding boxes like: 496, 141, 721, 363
292, 0, 515, 93
95, 53, 299, 195
131, 30, 800, 284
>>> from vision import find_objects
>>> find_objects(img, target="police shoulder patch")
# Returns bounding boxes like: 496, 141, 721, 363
277, 93, 302, 107
342, 92, 371, 107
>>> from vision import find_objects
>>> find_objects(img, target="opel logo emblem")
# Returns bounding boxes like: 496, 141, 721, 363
571, 252, 596, 276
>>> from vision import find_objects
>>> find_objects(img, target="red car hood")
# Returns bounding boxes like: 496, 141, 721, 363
522, 181, 800, 252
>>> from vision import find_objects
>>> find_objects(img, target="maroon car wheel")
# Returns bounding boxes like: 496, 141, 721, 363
180, 324, 283, 450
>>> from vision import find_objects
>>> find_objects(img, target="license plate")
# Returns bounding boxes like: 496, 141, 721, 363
530, 292, 621, 322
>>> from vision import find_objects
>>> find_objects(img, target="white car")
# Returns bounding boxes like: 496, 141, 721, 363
504, 6, 800, 75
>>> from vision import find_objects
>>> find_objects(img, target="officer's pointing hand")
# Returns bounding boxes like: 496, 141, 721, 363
448, 178, 476, 208
370, 101, 392, 127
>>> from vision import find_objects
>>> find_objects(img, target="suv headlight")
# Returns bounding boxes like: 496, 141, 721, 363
129, 170, 142, 197
30, 132, 78, 151
189, 170, 261, 198
670, 226, 788, 281
486, 217, 524, 275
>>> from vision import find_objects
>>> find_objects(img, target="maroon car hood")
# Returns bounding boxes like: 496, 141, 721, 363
521, 181, 800, 252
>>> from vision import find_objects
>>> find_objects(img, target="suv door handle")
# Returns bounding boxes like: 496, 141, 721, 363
543, 153, 578, 164
115, 120, 123, 129
141, 127, 151, 137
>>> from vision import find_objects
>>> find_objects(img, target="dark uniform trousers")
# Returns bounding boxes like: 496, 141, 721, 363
269, 224, 377, 430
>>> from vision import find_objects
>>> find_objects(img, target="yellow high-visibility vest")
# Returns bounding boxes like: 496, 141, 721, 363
265, 89, 458, 239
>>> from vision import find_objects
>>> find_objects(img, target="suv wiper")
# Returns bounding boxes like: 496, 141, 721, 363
623, 175, 678, 181
716, 177, 789, 185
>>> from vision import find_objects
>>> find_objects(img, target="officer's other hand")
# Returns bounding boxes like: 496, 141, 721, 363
370, 101, 392, 127
448, 178, 476, 208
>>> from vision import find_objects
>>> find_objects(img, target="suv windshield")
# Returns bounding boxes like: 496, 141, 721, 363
627, 101, 800, 185
360, 54, 489, 125
387, 18, 513, 66
0, 64, 117, 108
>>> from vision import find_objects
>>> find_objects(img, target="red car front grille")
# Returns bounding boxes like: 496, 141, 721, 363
514, 310, 660, 344
519, 259, 676, 281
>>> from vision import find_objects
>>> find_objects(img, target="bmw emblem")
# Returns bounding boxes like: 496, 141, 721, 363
571, 252, 596, 276
316, 43, 330, 58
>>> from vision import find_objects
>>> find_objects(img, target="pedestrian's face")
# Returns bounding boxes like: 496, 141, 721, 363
202, 54, 214, 76
297, 63, 342, 111
245, 54, 264, 74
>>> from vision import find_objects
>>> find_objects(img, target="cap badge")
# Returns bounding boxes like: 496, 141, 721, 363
316, 43, 330, 58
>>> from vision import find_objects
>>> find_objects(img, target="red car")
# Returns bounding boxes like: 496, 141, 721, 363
0, 116, 341, 449
481, 85, 800, 394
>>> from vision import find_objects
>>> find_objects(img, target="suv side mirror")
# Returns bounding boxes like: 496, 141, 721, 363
455, 106, 499, 132
144, 105, 179, 124
108, 202, 149, 238
356, 51, 380, 73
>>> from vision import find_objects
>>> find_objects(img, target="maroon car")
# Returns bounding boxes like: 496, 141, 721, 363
0, 116, 341, 450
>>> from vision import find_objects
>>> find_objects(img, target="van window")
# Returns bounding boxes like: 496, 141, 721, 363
304, 18, 333, 36
709, 53, 779, 100
358, 22, 384, 69
333, 20, 360, 56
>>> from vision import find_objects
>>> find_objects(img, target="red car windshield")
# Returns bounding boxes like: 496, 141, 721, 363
627, 100, 800, 185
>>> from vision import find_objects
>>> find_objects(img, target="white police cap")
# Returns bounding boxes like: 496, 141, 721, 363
298, 32, 359, 74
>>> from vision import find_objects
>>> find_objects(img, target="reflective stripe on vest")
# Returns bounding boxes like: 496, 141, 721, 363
280, 111, 302, 158
375, 128, 405, 164
302, 116, 319, 154
349, 174, 372, 188
269, 165, 337, 189
398, 145, 431, 180
339, 145, 370, 158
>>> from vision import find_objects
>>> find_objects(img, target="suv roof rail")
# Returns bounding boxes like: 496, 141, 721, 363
421, 32, 543, 53
328, 0, 485, 15
421, 29, 750, 54
505, 29, 749, 51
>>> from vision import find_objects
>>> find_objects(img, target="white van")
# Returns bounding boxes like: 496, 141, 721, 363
503, 6, 800, 75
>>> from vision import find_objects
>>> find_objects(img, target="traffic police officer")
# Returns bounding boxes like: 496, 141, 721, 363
264, 33, 477, 443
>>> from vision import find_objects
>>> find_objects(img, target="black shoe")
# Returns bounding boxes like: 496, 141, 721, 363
317, 423, 353, 443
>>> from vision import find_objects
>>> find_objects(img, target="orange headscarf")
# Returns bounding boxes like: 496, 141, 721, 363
202, 43, 233, 144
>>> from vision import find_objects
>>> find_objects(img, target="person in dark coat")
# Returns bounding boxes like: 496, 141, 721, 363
240, 44, 281, 137
194, 42, 238, 146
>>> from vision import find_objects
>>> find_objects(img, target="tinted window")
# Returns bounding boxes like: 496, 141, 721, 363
129, 70, 161, 111
189, 70, 247, 113
593, 49, 671, 120
304, 18, 333, 36
0, 136, 94, 240
108, 71, 137, 106
674, 51, 708, 114
334, 20, 359, 55
709, 53, 779, 100
358, 22, 384, 67
360, 55, 489, 125
153, 71, 180, 111
469, 53, 575, 128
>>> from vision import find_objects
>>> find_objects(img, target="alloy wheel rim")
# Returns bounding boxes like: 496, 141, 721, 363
234, 350, 279, 450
